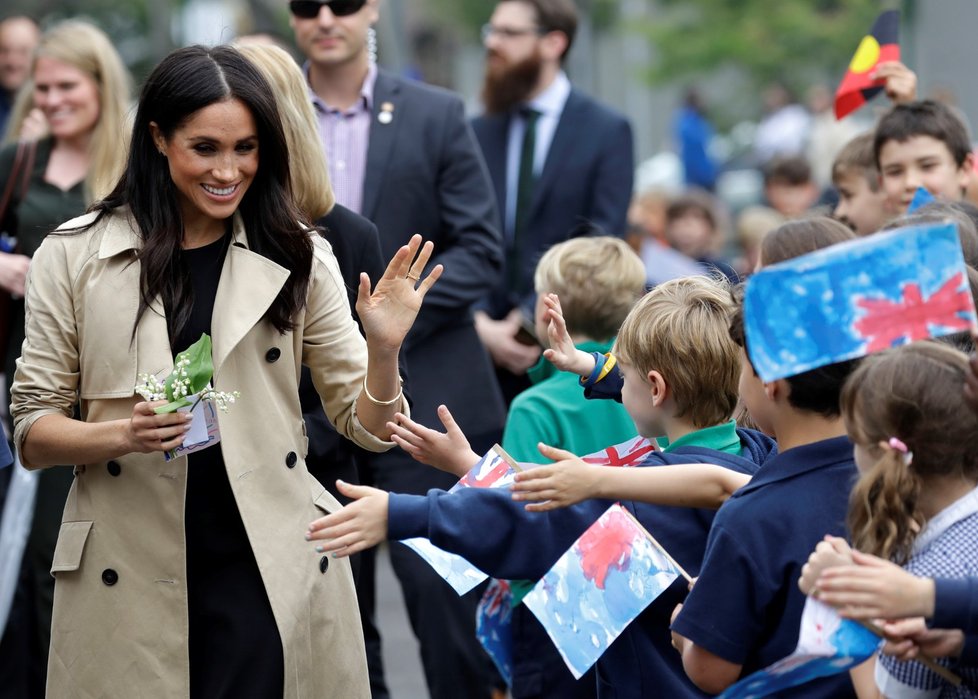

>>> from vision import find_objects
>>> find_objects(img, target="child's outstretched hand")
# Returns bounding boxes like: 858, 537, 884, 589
813, 549, 935, 620
306, 480, 389, 557
540, 294, 596, 377
510, 443, 602, 511
386, 405, 480, 477
798, 535, 853, 595
871, 60, 917, 104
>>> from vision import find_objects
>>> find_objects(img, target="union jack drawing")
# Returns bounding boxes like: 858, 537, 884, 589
745, 222, 978, 381
581, 436, 657, 468
854, 272, 973, 352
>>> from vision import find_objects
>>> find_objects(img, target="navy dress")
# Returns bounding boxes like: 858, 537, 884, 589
174, 233, 284, 698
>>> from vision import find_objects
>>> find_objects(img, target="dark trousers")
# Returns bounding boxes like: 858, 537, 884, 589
510, 605, 597, 699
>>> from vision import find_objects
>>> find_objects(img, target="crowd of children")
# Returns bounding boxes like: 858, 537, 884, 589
305, 92, 978, 699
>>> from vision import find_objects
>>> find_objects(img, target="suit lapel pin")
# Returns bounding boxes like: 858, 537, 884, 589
378, 102, 394, 125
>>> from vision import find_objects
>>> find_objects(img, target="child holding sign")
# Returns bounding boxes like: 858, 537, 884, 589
800, 343, 978, 696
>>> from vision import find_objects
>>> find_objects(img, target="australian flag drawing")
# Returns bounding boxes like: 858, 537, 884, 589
745, 221, 977, 382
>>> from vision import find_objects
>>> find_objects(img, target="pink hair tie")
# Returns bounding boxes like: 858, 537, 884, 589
888, 437, 909, 453
886, 437, 913, 465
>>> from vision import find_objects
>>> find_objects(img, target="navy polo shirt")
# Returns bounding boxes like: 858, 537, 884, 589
671, 435, 858, 698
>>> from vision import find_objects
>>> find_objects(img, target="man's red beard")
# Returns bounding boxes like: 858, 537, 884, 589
480, 48, 544, 115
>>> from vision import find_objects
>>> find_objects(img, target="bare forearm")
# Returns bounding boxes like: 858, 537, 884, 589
849, 658, 881, 699
22, 413, 132, 468
356, 345, 403, 440
445, 449, 482, 477
596, 464, 750, 509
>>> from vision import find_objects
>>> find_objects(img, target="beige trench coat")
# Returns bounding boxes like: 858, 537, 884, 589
11, 210, 405, 698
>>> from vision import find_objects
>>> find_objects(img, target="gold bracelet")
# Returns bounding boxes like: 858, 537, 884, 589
361, 377, 403, 406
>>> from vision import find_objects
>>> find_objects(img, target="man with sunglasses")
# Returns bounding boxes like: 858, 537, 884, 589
471, 0, 634, 406
289, 2, 506, 699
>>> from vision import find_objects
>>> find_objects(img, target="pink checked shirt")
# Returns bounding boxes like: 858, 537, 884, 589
306, 63, 377, 215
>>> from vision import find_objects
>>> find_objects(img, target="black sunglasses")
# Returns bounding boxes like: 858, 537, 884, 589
289, 0, 367, 19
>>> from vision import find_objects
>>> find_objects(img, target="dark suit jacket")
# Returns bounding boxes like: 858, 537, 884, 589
362, 69, 506, 441
472, 89, 634, 318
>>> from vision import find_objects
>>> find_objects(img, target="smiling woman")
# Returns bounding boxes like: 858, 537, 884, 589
10, 44, 439, 698
151, 98, 260, 246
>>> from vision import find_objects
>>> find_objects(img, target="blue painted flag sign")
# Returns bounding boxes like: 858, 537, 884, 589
476, 578, 515, 686
745, 222, 977, 382
523, 503, 684, 679
720, 598, 880, 698
907, 186, 935, 212
402, 445, 521, 595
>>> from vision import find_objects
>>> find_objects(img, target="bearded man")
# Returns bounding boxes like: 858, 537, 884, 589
471, 0, 634, 404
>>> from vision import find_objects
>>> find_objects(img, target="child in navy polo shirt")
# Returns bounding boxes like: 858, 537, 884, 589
307, 276, 775, 699
668, 288, 861, 697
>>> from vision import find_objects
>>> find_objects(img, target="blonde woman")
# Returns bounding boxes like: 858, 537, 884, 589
0, 19, 130, 690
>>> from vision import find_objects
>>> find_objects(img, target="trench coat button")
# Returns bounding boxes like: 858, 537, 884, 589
101, 569, 119, 586
106, 460, 121, 477
265, 347, 281, 363
319, 556, 329, 574
285, 451, 298, 468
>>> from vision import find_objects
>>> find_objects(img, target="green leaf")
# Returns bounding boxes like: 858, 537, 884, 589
153, 397, 193, 415
160, 333, 215, 405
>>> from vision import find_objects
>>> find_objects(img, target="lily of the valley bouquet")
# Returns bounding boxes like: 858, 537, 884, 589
135, 333, 240, 459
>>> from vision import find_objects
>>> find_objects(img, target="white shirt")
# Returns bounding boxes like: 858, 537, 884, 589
503, 71, 571, 238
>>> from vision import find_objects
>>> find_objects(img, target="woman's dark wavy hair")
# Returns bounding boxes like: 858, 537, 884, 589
93, 44, 312, 341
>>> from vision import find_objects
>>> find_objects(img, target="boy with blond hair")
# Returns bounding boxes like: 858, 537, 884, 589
496, 236, 644, 699
832, 132, 897, 236
307, 276, 775, 699
503, 236, 645, 462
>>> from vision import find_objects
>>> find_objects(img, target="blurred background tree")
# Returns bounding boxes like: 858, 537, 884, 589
643, 0, 887, 95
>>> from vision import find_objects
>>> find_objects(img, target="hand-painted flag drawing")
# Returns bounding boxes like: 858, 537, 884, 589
581, 436, 657, 468
907, 186, 935, 212
456, 444, 521, 489
745, 222, 977, 382
834, 10, 900, 119
523, 503, 682, 679
719, 598, 880, 698
476, 578, 514, 686
403, 445, 521, 595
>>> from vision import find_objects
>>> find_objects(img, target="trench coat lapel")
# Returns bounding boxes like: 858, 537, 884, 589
95, 211, 289, 377
96, 212, 172, 378
361, 70, 404, 222
211, 216, 290, 376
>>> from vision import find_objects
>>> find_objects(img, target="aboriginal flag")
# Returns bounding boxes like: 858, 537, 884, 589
834, 10, 900, 119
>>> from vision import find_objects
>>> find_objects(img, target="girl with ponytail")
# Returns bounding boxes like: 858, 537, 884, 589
843, 342, 978, 565
806, 341, 978, 696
